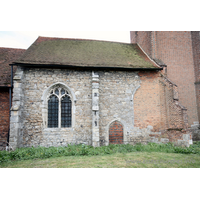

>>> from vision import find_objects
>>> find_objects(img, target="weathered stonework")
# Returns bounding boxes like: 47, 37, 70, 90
99, 70, 142, 145
92, 71, 100, 147
10, 68, 93, 148
9, 67, 192, 149
191, 122, 200, 141
9, 67, 25, 149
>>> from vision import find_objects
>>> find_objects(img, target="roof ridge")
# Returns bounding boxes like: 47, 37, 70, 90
36, 36, 131, 44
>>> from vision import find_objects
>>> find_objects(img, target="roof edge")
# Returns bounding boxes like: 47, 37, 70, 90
137, 44, 163, 69
11, 63, 163, 70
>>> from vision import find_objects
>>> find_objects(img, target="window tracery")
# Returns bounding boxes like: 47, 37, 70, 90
47, 85, 72, 128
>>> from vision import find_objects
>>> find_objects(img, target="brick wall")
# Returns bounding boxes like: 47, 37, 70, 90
134, 71, 161, 132
156, 31, 198, 126
133, 71, 191, 145
131, 31, 199, 126
130, 31, 152, 57
0, 88, 9, 149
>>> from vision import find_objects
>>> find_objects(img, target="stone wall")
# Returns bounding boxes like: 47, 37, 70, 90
10, 67, 93, 148
9, 67, 192, 149
99, 70, 141, 145
191, 122, 200, 141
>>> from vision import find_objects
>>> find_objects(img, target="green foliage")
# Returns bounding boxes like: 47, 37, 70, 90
1, 141, 200, 164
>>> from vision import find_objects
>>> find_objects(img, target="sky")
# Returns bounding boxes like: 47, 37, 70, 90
1, 0, 199, 50
0, 31, 131, 49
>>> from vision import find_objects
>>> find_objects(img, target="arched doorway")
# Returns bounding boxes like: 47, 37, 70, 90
109, 121, 123, 144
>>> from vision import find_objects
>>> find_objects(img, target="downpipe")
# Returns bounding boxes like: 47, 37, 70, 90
6, 65, 13, 150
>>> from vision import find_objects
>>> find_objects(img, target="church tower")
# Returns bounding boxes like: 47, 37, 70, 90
131, 31, 200, 128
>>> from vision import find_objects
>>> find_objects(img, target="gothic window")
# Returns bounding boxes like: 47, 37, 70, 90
47, 86, 72, 128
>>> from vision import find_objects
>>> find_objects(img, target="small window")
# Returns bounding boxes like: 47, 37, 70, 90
47, 86, 72, 128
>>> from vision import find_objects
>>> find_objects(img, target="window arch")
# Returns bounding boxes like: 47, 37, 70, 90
47, 86, 72, 128
42, 82, 76, 129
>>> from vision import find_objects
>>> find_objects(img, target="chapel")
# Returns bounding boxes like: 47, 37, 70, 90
1, 31, 199, 150
8, 36, 192, 149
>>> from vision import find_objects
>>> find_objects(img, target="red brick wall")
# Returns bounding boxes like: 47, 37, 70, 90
0, 89, 9, 149
156, 31, 198, 126
134, 72, 187, 131
134, 71, 161, 132
134, 71, 191, 144
131, 31, 199, 126
131, 31, 152, 57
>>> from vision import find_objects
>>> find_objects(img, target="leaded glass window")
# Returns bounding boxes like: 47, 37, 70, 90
61, 96, 71, 127
48, 95, 59, 128
47, 86, 72, 128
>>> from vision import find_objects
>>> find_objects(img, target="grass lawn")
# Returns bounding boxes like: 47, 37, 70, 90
1, 151, 200, 168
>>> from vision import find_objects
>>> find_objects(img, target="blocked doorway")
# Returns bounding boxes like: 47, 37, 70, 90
109, 121, 123, 144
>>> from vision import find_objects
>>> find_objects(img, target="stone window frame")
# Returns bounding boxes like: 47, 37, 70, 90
41, 82, 76, 129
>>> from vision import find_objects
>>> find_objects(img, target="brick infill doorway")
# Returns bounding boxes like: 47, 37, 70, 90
109, 121, 123, 144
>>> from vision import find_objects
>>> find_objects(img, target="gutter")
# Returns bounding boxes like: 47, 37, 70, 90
11, 63, 163, 71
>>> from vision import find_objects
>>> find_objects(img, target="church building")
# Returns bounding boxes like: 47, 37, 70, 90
7, 35, 192, 149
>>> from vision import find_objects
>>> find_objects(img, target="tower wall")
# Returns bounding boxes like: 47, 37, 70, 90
131, 31, 199, 127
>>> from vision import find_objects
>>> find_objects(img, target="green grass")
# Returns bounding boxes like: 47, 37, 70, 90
0, 152, 199, 168
0, 142, 200, 168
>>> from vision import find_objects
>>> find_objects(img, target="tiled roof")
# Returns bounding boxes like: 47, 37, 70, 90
13, 36, 162, 70
0, 48, 25, 87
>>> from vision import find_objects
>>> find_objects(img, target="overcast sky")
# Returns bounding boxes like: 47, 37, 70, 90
0, 31, 130, 49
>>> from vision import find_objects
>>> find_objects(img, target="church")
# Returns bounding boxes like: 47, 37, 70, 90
1, 31, 198, 150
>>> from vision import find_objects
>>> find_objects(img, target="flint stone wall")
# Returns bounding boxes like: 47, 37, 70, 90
11, 67, 92, 148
